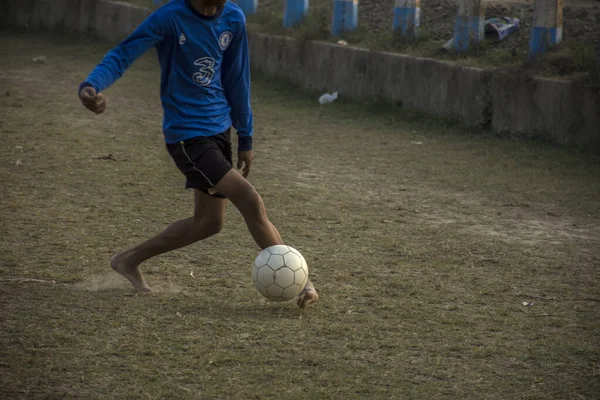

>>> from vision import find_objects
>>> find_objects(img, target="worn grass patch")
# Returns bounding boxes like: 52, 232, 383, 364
1, 33, 600, 400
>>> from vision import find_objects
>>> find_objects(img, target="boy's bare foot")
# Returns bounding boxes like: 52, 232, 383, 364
297, 280, 318, 308
110, 253, 152, 293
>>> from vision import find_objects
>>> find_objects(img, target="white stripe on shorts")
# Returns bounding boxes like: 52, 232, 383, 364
180, 141, 216, 187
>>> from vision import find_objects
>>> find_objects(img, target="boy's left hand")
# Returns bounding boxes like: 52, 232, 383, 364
237, 150, 254, 178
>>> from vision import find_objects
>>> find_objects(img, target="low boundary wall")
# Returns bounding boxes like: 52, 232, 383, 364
1, 0, 151, 42
2, 0, 598, 151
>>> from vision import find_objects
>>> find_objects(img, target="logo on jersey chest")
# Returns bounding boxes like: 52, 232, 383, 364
192, 57, 215, 87
219, 31, 233, 51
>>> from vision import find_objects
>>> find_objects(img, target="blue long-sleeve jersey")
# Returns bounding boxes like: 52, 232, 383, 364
81, 0, 253, 150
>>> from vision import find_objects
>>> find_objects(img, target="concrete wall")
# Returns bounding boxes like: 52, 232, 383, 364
248, 32, 599, 150
248, 33, 490, 127
0, 0, 150, 42
491, 74, 600, 148
2, 0, 598, 151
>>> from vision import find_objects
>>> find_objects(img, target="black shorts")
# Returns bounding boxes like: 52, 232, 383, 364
166, 129, 232, 198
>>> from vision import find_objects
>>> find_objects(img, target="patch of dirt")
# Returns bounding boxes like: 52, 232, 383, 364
72, 273, 131, 291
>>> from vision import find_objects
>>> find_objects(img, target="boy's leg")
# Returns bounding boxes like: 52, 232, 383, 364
215, 169, 319, 308
111, 190, 227, 292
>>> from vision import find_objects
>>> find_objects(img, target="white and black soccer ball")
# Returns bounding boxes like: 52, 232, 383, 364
252, 245, 309, 302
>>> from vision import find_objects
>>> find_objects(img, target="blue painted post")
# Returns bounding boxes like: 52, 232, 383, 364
236, 0, 258, 16
284, 0, 309, 27
453, 0, 485, 51
332, 0, 358, 36
529, 0, 563, 58
393, 0, 420, 38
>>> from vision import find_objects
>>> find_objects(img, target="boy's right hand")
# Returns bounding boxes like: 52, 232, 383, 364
79, 86, 107, 114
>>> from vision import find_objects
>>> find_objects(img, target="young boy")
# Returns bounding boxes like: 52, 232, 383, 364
79, 0, 318, 307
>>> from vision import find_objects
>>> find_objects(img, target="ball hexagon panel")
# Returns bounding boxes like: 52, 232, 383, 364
283, 284, 303, 299
267, 245, 290, 256
257, 265, 275, 288
288, 248, 303, 258
251, 264, 259, 282
254, 249, 270, 268
267, 254, 285, 270
266, 283, 284, 299
253, 280, 269, 298
283, 252, 303, 272
273, 266, 295, 289
294, 268, 308, 287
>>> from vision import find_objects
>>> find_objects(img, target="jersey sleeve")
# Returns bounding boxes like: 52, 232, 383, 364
80, 12, 165, 94
222, 18, 253, 151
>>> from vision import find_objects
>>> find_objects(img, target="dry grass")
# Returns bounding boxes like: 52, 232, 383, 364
1, 33, 600, 399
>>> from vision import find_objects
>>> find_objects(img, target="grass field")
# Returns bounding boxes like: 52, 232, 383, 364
1, 33, 600, 399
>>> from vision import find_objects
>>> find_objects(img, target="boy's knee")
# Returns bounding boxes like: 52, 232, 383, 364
192, 215, 223, 238
215, 171, 266, 216
230, 182, 263, 208
205, 216, 224, 236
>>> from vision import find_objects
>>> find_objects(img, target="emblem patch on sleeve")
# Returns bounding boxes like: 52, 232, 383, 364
219, 31, 233, 51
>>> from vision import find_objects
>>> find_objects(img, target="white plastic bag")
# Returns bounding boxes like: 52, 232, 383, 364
318, 92, 338, 105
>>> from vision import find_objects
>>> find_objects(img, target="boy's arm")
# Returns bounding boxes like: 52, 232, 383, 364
222, 18, 253, 153
79, 12, 165, 95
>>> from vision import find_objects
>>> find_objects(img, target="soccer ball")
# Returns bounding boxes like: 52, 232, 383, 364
252, 245, 309, 302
